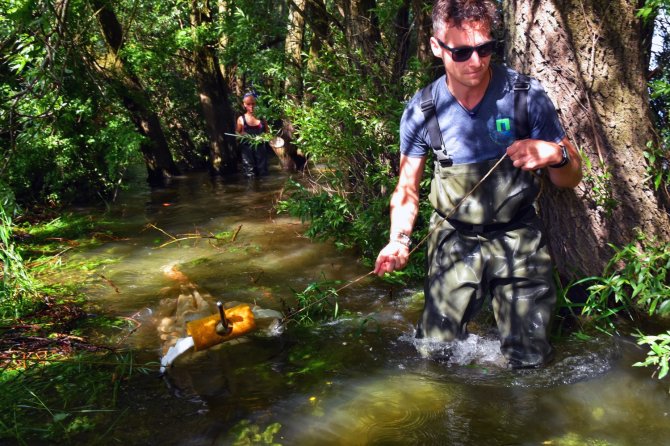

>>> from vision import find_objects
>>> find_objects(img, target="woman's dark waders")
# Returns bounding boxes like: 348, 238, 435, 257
240, 116, 269, 178
416, 157, 556, 368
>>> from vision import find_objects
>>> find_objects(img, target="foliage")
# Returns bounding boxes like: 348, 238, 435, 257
634, 331, 670, 383
276, 32, 431, 280
578, 149, 618, 217
566, 233, 670, 334
0, 352, 147, 444
283, 281, 341, 326
0, 203, 37, 319
643, 141, 670, 192
1, 0, 146, 206
230, 420, 283, 446
639, 0, 670, 198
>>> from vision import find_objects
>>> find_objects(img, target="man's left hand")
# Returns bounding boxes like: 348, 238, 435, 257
506, 139, 563, 171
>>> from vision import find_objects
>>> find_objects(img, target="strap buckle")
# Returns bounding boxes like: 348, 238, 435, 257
438, 157, 453, 167
513, 81, 530, 91
420, 98, 434, 114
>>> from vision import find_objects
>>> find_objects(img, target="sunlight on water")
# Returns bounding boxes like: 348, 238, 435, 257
251, 372, 458, 445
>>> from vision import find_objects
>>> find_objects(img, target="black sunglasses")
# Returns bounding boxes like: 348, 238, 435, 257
436, 39, 497, 62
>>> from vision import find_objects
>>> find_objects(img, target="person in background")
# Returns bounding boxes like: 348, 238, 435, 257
373, 0, 581, 368
236, 92, 269, 178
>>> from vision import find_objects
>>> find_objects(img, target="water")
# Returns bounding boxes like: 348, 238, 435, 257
68, 163, 670, 445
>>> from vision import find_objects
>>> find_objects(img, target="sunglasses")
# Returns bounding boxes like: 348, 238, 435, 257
435, 39, 497, 62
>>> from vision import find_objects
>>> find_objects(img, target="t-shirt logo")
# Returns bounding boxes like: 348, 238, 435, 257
496, 118, 511, 133
489, 116, 515, 146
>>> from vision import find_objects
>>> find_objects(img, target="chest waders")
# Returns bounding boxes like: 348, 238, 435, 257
416, 76, 556, 368
240, 116, 269, 178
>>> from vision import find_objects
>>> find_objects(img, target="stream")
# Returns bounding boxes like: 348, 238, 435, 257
67, 160, 670, 445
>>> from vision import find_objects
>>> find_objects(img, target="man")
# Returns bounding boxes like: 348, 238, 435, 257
374, 0, 581, 368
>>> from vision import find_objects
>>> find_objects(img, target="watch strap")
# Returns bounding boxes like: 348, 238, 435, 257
549, 144, 569, 168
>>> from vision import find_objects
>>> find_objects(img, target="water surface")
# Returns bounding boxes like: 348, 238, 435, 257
69, 164, 670, 445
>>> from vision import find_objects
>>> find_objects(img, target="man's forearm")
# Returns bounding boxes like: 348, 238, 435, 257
389, 191, 419, 238
388, 155, 426, 238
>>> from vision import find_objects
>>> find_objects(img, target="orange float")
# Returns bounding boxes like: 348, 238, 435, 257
186, 303, 256, 351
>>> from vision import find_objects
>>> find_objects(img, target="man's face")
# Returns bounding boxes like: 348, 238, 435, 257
430, 20, 493, 90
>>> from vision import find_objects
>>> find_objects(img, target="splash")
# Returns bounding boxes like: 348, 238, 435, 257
403, 333, 506, 368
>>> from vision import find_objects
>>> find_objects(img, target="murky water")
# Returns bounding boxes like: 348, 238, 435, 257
68, 162, 670, 445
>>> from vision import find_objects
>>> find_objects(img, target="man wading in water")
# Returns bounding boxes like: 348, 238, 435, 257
374, 0, 582, 368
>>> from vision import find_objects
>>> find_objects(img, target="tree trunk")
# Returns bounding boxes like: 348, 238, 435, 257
341, 0, 381, 59
91, 0, 180, 185
285, 0, 307, 99
306, 0, 331, 75
390, 0, 411, 89
503, 0, 670, 278
338, 0, 383, 86
190, 0, 238, 175
412, 0, 435, 68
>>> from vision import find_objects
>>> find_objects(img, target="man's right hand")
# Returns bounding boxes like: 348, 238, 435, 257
374, 242, 410, 276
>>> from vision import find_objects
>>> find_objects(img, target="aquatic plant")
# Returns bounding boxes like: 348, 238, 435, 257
566, 233, 670, 334
282, 281, 342, 326
634, 331, 670, 384
229, 420, 282, 445
147, 223, 243, 248
559, 232, 670, 386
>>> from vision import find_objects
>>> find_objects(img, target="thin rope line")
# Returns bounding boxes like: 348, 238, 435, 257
407, 152, 508, 257
281, 153, 508, 324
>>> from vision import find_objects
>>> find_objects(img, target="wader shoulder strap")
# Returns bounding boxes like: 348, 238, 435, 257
514, 74, 530, 140
419, 73, 530, 165
420, 81, 453, 167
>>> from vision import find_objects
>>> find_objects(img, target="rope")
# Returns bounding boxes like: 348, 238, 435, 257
281, 153, 508, 324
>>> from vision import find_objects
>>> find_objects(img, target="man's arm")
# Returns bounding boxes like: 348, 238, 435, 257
374, 154, 427, 276
506, 136, 582, 188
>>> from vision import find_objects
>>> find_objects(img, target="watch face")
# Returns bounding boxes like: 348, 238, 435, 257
560, 145, 569, 164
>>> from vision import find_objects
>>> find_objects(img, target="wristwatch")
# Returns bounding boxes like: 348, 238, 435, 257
549, 144, 570, 168
390, 232, 412, 248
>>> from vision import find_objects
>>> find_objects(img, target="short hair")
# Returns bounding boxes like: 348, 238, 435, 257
431, 0, 498, 35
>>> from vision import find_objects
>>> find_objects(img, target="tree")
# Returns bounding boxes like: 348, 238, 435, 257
189, 0, 238, 175
503, 0, 670, 278
90, 0, 181, 185
285, 0, 306, 98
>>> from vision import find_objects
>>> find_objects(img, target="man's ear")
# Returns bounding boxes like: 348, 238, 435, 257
429, 37, 442, 58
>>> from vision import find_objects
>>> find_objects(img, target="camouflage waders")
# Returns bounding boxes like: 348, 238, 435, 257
416, 157, 556, 368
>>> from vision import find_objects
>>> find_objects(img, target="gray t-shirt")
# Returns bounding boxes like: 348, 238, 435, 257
400, 64, 565, 164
